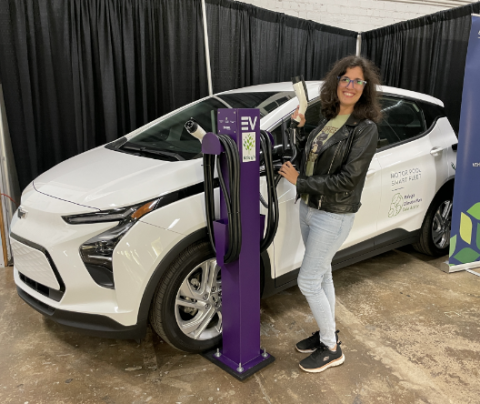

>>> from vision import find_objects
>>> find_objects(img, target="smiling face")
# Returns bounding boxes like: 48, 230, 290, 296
337, 66, 365, 115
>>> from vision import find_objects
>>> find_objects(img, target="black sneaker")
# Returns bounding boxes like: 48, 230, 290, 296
299, 342, 345, 373
295, 330, 339, 353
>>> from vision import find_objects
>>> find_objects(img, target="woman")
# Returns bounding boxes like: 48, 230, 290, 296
278, 55, 381, 373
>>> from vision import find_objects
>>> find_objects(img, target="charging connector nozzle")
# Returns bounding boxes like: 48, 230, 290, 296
291, 75, 309, 129
185, 118, 207, 142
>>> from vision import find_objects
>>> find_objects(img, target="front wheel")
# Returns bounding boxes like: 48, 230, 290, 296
413, 189, 453, 256
149, 241, 222, 353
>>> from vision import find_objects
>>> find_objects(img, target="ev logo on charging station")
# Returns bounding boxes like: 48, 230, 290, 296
241, 116, 257, 162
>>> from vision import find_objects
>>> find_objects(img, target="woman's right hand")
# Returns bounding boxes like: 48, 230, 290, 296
292, 106, 306, 127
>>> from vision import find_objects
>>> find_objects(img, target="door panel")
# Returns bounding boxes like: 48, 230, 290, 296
376, 127, 448, 237
340, 156, 382, 250
376, 97, 449, 236
273, 179, 304, 278
270, 104, 322, 279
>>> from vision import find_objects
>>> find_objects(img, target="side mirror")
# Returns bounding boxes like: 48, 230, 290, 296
377, 138, 389, 149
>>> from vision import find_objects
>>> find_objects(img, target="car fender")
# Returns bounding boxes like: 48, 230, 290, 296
134, 226, 274, 330
135, 227, 209, 332
427, 177, 454, 213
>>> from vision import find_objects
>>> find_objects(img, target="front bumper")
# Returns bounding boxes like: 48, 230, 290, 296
17, 286, 146, 339
11, 187, 185, 333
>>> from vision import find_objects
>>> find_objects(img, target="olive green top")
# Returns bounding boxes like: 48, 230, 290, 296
302, 114, 350, 204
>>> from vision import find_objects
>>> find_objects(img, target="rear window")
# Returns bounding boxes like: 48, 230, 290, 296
416, 100, 446, 130
377, 97, 426, 147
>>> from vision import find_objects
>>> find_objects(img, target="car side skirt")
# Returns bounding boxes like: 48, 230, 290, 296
261, 228, 420, 299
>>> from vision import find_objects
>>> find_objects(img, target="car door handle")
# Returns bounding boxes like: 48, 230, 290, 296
430, 147, 444, 156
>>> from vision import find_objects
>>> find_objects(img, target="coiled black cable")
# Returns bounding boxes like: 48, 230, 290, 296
203, 131, 279, 261
203, 153, 217, 255
260, 130, 279, 253
203, 135, 242, 264
217, 135, 242, 263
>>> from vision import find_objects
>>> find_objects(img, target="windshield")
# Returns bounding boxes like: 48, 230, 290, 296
119, 91, 294, 161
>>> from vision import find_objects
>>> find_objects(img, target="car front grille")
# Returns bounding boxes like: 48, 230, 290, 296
10, 233, 65, 302
18, 272, 63, 302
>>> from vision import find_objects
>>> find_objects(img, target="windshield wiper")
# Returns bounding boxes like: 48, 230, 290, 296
121, 143, 185, 161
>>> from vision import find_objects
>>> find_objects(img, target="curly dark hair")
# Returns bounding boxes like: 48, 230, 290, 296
320, 55, 382, 122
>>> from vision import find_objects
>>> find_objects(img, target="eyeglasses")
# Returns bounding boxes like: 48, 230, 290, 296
337, 76, 367, 89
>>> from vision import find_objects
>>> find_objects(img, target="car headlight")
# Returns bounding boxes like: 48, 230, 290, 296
62, 199, 160, 289
62, 200, 159, 225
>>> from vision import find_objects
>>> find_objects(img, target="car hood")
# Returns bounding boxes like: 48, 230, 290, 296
33, 146, 204, 211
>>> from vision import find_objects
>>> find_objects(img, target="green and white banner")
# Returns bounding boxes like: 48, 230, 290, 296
445, 14, 480, 273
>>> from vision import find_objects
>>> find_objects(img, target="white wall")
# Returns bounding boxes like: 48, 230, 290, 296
237, 0, 477, 32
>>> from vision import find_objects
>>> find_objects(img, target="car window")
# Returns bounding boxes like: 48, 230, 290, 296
271, 97, 428, 154
377, 97, 426, 148
303, 102, 323, 133
416, 100, 447, 131
268, 122, 288, 161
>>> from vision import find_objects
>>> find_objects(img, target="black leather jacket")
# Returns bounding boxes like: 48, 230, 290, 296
295, 115, 378, 214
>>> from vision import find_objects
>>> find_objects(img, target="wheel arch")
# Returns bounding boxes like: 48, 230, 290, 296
431, 177, 454, 209
136, 227, 273, 329
412, 177, 454, 256
136, 228, 209, 331
419, 177, 454, 234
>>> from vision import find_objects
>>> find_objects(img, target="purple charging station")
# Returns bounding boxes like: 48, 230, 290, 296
201, 109, 275, 381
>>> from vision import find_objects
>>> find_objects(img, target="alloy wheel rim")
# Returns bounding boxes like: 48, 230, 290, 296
432, 200, 452, 250
174, 258, 222, 341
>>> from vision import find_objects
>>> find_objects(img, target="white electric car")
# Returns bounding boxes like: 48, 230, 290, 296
10, 82, 457, 352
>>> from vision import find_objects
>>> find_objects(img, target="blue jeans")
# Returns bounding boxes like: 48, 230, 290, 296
298, 200, 355, 349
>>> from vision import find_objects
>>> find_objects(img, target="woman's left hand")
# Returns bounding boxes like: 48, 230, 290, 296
278, 161, 299, 185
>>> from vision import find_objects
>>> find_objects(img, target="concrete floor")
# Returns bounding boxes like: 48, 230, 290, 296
1, 247, 479, 404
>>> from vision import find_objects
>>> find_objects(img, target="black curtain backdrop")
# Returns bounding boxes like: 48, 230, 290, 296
1, 0, 480, 192
362, 2, 480, 134
0, 0, 209, 190
0, 0, 357, 190
206, 0, 357, 93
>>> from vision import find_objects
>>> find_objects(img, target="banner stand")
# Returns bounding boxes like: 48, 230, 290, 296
441, 260, 480, 276
442, 14, 480, 274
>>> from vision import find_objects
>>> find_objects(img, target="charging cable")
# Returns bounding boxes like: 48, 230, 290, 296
201, 136, 242, 264
188, 122, 279, 261
259, 131, 279, 252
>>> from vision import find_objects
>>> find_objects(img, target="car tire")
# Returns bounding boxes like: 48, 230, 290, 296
413, 187, 453, 256
149, 240, 222, 353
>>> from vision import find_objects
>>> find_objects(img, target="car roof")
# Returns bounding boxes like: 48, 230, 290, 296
218, 81, 444, 107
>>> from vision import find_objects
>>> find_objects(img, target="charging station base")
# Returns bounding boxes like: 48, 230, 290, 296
202, 348, 275, 381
